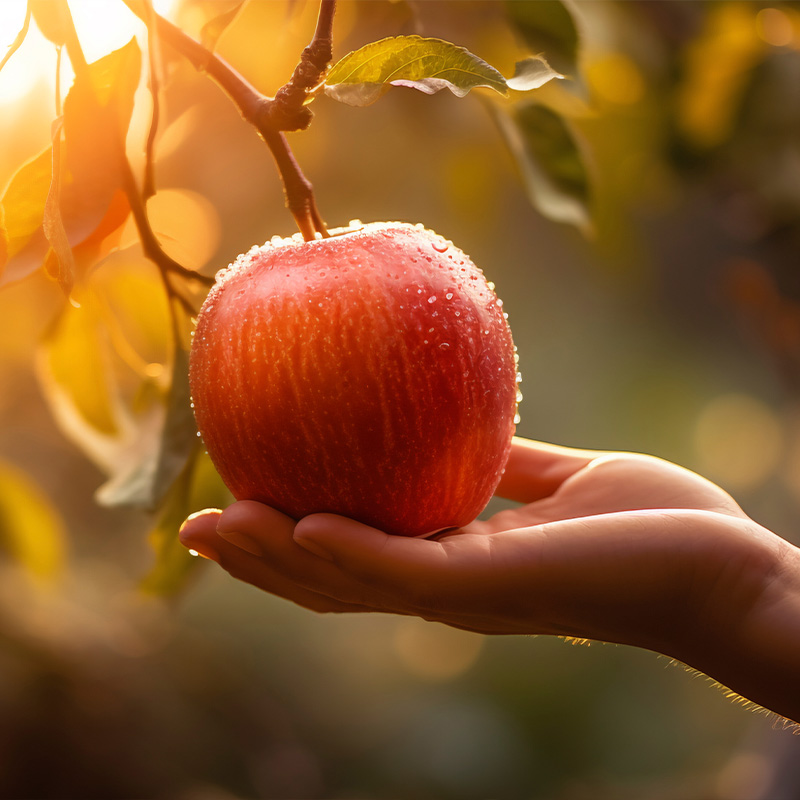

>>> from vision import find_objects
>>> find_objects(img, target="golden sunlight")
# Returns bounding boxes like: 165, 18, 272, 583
0, 0, 178, 106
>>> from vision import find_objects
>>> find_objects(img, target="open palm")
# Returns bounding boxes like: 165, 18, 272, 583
180, 438, 763, 649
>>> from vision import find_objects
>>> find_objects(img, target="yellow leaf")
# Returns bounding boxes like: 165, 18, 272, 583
42, 118, 76, 296
0, 461, 66, 582
0, 204, 8, 273
90, 251, 171, 373
141, 449, 233, 596
41, 297, 119, 436
1, 40, 142, 287
0, 147, 52, 258
677, 4, 765, 150
30, 0, 72, 47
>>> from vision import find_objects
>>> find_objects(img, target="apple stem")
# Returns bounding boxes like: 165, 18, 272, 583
120, 0, 334, 242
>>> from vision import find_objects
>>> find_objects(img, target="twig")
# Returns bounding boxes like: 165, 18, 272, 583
142, 0, 161, 199
119, 153, 214, 287
269, 0, 335, 131
59, 0, 88, 77
0, 3, 31, 75
120, 0, 333, 240
55, 0, 212, 310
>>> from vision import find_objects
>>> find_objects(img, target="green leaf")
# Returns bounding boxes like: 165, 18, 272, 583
200, 1, 247, 51
0, 460, 66, 582
140, 448, 232, 596
325, 36, 508, 106
505, 0, 581, 79
492, 101, 592, 233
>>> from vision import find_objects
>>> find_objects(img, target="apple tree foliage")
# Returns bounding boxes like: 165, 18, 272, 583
0, 0, 589, 592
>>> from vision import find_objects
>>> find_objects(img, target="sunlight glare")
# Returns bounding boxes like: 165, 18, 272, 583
0, 2, 45, 104
0, 0, 178, 106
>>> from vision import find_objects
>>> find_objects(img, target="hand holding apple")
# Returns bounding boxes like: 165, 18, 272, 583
179, 437, 800, 724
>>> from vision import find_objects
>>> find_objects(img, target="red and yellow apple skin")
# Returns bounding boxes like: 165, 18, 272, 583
189, 221, 519, 537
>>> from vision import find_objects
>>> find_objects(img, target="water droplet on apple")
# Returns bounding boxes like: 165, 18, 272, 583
514, 412, 521, 425
439, 342, 450, 350
445, 292, 453, 300
427, 295, 437, 304
516, 390, 524, 402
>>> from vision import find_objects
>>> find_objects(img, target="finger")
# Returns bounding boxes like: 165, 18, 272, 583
294, 513, 471, 611
179, 504, 372, 614
495, 437, 603, 503
179, 508, 222, 558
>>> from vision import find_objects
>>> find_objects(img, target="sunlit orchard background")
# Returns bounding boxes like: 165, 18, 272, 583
2, 1, 800, 798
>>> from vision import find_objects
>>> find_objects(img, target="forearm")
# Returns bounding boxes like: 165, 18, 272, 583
676, 528, 800, 723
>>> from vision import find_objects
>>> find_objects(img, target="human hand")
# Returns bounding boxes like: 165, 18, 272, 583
179, 437, 799, 721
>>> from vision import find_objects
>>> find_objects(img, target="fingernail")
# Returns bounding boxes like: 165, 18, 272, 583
217, 529, 265, 556
182, 508, 222, 527
294, 533, 334, 562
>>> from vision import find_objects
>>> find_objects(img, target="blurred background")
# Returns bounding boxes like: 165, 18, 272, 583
1, 0, 800, 797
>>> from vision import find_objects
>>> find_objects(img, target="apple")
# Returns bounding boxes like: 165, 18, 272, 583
189, 221, 520, 537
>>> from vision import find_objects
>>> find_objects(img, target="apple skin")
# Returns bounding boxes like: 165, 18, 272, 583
189, 221, 519, 537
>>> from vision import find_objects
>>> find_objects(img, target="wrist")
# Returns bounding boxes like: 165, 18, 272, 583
675, 521, 800, 722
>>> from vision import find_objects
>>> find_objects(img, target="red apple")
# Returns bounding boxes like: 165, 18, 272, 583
189, 221, 520, 537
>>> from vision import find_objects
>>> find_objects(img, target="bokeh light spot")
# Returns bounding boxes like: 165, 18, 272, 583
756, 8, 795, 47
587, 53, 645, 105
693, 393, 783, 490
393, 619, 483, 681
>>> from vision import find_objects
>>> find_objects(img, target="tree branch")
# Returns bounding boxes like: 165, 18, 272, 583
120, 0, 335, 241
269, 0, 336, 131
